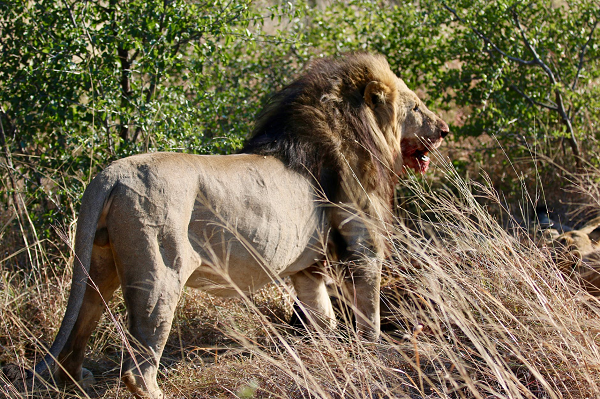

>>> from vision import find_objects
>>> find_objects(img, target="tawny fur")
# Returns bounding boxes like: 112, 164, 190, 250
551, 216, 600, 296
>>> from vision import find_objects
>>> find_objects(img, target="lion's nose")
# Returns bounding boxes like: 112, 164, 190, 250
438, 120, 450, 138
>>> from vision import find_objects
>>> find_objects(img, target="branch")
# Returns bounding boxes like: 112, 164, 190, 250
442, 3, 537, 66
511, 11, 558, 84
572, 18, 599, 90
117, 46, 131, 142
508, 84, 557, 111
442, 3, 584, 169
513, 11, 583, 168
0, 109, 24, 217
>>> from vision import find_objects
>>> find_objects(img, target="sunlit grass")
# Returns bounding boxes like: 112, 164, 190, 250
2, 156, 600, 398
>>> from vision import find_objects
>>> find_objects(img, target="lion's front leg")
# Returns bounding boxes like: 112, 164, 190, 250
343, 259, 382, 341
331, 206, 383, 342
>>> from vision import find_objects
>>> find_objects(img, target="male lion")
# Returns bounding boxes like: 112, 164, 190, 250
33, 53, 448, 398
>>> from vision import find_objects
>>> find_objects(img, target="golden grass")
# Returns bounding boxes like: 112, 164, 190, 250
2, 157, 600, 398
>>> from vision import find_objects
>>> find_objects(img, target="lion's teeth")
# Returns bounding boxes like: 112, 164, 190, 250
419, 155, 430, 162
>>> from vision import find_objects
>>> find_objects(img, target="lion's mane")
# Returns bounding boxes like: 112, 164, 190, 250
241, 53, 400, 211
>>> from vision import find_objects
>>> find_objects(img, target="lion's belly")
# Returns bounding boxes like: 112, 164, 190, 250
184, 240, 321, 296
184, 211, 325, 295
184, 155, 328, 295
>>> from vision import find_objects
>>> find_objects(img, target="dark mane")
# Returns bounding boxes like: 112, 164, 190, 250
241, 53, 398, 204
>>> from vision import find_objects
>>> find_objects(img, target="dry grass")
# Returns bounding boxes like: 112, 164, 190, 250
2, 155, 600, 398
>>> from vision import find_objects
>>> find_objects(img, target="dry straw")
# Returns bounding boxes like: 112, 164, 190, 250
2, 151, 600, 398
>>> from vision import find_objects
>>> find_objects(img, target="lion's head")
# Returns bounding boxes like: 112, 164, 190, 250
242, 53, 448, 209
396, 79, 449, 174
552, 217, 600, 260
550, 217, 600, 295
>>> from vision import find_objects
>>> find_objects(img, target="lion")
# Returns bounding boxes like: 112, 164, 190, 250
32, 53, 448, 398
550, 216, 600, 296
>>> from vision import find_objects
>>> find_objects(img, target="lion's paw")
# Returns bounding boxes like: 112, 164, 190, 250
79, 368, 96, 389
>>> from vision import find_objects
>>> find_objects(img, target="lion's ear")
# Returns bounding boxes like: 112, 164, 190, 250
364, 81, 391, 109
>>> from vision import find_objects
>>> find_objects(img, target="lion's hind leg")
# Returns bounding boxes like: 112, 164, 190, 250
116, 232, 193, 399
55, 240, 120, 389
120, 274, 183, 399
290, 267, 337, 331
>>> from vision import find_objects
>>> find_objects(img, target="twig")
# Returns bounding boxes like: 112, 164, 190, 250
572, 19, 599, 90
413, 323, 424, 395
442, 4, 537, 66
508, 84, 557, 111
442, 3, 584, 169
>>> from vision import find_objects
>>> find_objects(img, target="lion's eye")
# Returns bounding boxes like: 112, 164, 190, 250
413, 105, 420, 112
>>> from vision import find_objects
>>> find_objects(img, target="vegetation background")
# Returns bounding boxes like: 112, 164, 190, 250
1, 0, 600, 397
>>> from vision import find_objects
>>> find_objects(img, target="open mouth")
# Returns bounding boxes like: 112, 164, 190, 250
400, 135, 445, 175
400, 144, 435, 175
411, 150, 431, 174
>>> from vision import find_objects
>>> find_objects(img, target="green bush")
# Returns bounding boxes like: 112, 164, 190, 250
1, 0, 599, 268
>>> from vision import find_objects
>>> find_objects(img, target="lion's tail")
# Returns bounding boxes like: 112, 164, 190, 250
33, 171, 118, 377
